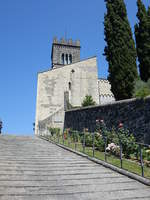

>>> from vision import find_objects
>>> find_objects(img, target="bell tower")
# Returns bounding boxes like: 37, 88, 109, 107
51, 37, 81, 69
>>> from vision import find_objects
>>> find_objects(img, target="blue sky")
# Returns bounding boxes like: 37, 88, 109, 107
0, 0, 149, 135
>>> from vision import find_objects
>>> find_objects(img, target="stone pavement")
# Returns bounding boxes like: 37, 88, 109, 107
0, 135, 150, 200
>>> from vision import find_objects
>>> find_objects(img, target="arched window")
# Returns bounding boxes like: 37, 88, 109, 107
65, 54, 68, 65
68, 82, 71, 90
69, 54, 72, 64
61, 54, 64, 65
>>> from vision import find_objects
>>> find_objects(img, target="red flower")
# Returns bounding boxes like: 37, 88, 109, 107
64, 133, 67, 140
118, 123, 123, 128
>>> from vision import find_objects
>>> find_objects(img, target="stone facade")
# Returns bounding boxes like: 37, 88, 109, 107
35, 57, 99, 134
64, 97, 150, 144
35, 38, 114, 135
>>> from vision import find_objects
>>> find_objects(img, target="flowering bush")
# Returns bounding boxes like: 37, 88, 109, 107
117, 124, 137, 158
94, 132, 105, 151
63, 128, 70, 140
96, 119, 108, 137
106, 143, 120, 157
107, 128, 119, 145
84, 132, 93, 147
79, 129, 92, 147
79, 129, 105, 151
95, 120, 138, 158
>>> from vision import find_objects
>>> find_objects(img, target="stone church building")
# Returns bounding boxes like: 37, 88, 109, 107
35, 38, 114, 134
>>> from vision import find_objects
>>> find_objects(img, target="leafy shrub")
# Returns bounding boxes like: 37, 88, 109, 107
81, 132, 105, 151
133, 79, 150, 98
84, 132, 93, 147
48, 127, 60, 136
94, 133, 105, 151
107, 128, 119, 145
95, 119, 108, 151
117, 126, 138, 158
70, 130, 80, 142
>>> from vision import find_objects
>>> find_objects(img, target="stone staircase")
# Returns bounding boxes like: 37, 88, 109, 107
0, 135, 149, 200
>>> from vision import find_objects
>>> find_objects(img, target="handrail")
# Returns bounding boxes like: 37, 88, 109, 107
38, 128, 150, 179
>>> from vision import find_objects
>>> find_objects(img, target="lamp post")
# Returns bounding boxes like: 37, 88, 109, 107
0, 120, 3, 134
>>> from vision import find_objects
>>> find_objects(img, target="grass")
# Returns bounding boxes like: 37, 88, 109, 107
45, 135, 150, 179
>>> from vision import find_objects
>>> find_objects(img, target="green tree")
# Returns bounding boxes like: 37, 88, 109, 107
133, 78, 150, 98
135, 0, 150, 82
104, 0, 138, 100
82, 95, 96, 107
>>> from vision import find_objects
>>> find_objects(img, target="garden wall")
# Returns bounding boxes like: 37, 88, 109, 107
64, 97, 150, 144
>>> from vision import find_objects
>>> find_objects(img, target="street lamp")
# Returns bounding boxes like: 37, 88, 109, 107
0, 120, 3, 134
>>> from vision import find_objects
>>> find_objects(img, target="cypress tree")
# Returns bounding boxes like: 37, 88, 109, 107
104, 0, 138, 100
135, 0, 150, 82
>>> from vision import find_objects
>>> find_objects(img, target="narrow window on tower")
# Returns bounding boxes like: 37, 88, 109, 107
68, 82, 71, 90
61, 54, 64, 65
69, 54, 72, 64
66, 54, 68, 65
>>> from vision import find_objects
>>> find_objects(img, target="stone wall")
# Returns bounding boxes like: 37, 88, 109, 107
38, 107, 65, 131
64, 97, 150, 144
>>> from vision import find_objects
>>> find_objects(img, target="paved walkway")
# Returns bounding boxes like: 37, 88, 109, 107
0, 135, 149, 200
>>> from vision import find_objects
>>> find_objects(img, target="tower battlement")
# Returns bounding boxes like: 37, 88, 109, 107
53, 37, 80, 47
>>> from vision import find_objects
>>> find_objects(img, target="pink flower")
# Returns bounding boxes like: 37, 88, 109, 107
106, 143, 120, 155
118, 123, 123, 128
100, 119, 104, 123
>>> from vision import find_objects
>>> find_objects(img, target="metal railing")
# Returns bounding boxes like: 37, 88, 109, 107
38, 128, 150, 179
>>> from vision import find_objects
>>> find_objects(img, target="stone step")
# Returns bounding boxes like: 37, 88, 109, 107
0, 188, 150, 200
0, 135, 149, 200
0, 178, 134, 187
0, 183, 149, 195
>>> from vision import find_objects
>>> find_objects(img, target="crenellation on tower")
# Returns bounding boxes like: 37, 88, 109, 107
60, 37, 66, 45
52, 37, 80, 47
68, 39, 73, 45
53, 37, 58, 43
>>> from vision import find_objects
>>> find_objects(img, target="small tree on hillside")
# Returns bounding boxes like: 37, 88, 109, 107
104, 0, 138, 100
135, 0, 150, 82
133, 78, 150, 98
82, 95, 96, 107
